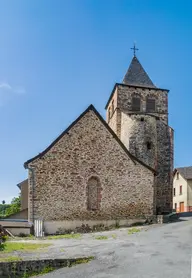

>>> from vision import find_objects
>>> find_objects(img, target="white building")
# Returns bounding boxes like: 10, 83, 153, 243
173, 167, 192, 212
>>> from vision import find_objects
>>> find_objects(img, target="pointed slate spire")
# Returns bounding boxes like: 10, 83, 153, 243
123, 56, 155, 88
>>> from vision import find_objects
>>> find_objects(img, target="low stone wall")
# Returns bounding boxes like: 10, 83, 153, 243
43, 218, 148, 234
157, 213, 179, 224
0, 257, 92, 278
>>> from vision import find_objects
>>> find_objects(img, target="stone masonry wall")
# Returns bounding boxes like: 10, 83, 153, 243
0, 258, 92, 278
156, 121, 173, 213
107, 84, 173, 214
116, 85, 168, 124
107, 89, 122, 137
121, 113, 157, 169
28, 109, 155, 222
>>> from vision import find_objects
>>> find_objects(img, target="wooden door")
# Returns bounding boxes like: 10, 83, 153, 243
179, 202, 184, 212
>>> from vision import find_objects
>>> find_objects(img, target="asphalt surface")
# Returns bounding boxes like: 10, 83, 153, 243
39, 219, 192, 278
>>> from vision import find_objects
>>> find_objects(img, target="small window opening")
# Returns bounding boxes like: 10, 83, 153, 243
146, 98, 156, 112
147, 142, 152, 150
140, 117, 144, 122
108, 107, 111, 121
132, 97, 141, 111
176, 172, 179, 180
111, 100, 114, 114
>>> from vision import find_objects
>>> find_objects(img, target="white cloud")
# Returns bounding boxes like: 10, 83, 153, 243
0, 82, 12, 90
0, 81, 25, 105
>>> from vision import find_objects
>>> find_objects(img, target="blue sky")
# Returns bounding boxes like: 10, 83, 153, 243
1, 0, 192, 203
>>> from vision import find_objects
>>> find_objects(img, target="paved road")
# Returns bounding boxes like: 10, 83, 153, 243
40, 219, 192, 278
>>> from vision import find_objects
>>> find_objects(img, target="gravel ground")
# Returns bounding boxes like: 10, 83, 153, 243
36, 218, 192, 278
6, 219, 192, 278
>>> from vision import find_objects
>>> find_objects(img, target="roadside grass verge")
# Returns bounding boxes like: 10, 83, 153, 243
0, 256, 22, 262
94, 235, 108, 240
22, 257, 94, 277
0, 257, 94, 277
22, 266, 54, 277
2, 242, 51, 253
69, 256, 94, 267
7, 235, 36, 241
128, 227, 141, 235
47, 233, 81, 240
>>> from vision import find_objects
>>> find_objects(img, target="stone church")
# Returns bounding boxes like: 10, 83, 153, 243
24, 53, 173, 234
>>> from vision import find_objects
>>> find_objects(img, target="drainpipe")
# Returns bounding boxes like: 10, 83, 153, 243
27, 166, 35, 226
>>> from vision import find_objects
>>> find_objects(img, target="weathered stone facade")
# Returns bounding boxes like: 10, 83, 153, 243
26, 107, 155, 227
24, 54, 173, 233
107, 84, 173, 214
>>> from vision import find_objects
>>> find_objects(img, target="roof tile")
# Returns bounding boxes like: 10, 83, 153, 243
123, 56, 155, 88
176, 166, 192, 180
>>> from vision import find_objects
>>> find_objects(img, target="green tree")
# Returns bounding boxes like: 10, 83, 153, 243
0, 201, 10, 218
5, 195, 21, 216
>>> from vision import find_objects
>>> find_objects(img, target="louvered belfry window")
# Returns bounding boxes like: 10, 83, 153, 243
132, 97, 140, 111
146, 98, 156, 112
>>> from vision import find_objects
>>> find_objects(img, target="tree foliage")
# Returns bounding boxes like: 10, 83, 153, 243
0, 195, 21, 218
0, 225, 7, 250
5, 195, 21, 216
0, 204, 10, 218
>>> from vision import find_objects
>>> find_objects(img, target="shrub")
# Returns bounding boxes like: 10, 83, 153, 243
18, 232, 28, 238
0, 225, 7, 250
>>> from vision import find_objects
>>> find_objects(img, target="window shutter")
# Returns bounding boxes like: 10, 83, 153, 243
146, 98, 155, 112
132, 97, 140, 111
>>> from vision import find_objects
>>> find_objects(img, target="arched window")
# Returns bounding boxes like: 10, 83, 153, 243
132, 96, 141, 111
87, 177, 101, 210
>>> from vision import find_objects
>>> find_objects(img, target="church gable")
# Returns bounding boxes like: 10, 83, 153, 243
25, 105, 137, 170
26, 105, 155, 222
25, 105, 155, 173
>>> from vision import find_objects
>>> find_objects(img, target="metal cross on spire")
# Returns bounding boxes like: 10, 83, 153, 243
131, 43, 139, 57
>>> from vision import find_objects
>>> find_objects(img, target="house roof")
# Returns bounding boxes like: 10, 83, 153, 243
24, 104, 156, 174
123, 56, 155, 88
17, 179, 28, 189
175, 167, 192, 180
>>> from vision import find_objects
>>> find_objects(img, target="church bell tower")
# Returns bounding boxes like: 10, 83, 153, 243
105, 46, 173, 214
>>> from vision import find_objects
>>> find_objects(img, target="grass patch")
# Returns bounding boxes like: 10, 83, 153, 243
2, 242, 51, 253
94, 235, 108, 240
23, 257, 94, 277
7, 235, 36, 242
47, 233, 81, 240
111, 234, 117, 239
128, 227, 141, 235
70, 256, 94, 267
0, 256, 22, 262
22, 266, 54, 277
